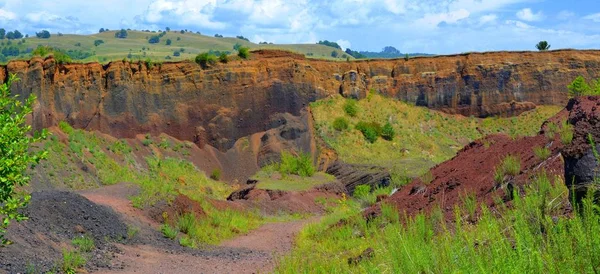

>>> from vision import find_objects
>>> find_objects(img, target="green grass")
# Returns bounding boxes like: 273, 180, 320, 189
311, 94, 562, 179
71, 235, 95, 252
276, 172, 600, 273
253, 170, 337, 192
533, 146, 552, 161
2, 30, 351, 64
161, 224, 178, 240
61, 249, 86, 274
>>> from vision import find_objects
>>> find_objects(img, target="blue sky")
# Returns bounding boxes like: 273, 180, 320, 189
0, 0, 599, 54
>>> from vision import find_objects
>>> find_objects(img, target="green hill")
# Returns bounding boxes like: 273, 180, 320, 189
0, 30, 352, 63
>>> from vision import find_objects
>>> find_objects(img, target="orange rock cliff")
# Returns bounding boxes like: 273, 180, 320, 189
3, 49, 600, 150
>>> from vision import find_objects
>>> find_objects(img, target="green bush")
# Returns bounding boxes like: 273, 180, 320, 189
495, 155, 521, 183
332, 117, 349, 131
195, 52, 217, 68
210, 168, 221, 180
161, 224, 178, 239
355, 121, 382, 143
238, 47, 250, 59
72, 235, 95, 252
278, 151, 315, 177
219, 52, 229, 63
381, 122, 395, 141
343, 99, 359, 117
353, 185, 371, 199
179, 236, 196, 248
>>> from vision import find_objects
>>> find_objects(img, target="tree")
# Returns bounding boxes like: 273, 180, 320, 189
173, 51, 180, 57
236, 35, 249, 41
180, 30, 185, 34
0, 28, 5, 39
317, 40, 341, 49
0, 74, 47, 243
331, 50, 339, 58
166, 27, 171, 32
35, 30, 51, 39
148, 35, 160, 44
94, 39, 104, 46
13, 30, 23, 39
536, 41, 550, 51
99, 28, 105, 33
166, 39, 172, 45
214, 34, 223, 38
195, 52, 217, 68
115, 29, 128, 39
219, 52, 228, 63
567, 76, 592, 97
233, 43, 242, 51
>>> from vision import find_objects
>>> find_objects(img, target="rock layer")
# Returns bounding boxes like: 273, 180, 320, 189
4, 49, 600, 150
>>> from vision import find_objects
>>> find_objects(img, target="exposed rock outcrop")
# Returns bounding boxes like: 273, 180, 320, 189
325, 161, 391, 194
563, 96, 600, 204
4, 49, 600, 151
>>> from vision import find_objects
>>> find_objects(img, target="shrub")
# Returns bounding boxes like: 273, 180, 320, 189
179, 236, 196, 248
343, 99, 359, 117
219, 52, 229, 63
94, 39, 104, 46
166, 39, 172, 45
353, 185, 371, 199
148, 35, 160, 44
495, 155, 521, 183
0, 75, 47, 243
381, 122, 395, 141
161, 224, 178, 239
533, 146, 551, 161
278, 151, 315, 177
72, 235, 95, 252
210, 168, 221, 180
238, 47, 250, 59
332, 117, 349, 131
115, 29, 128, 39
58, 121, 74, 135
420, 171, 434, 184
568, 76, 592, 97
195, 52, 217, 68
355, 121, 382, 143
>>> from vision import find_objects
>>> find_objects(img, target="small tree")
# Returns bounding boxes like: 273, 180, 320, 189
35, 30, 51, 39
219, 52, 228, 63
94, 39, 104, 46
166, 39, 172, 45
536, 41, 550, 51
148, 35, 160, 44
0, 74, 47, 243
238, 47, 250, 59
115, 29, 128, 39
195, 52, 217, 68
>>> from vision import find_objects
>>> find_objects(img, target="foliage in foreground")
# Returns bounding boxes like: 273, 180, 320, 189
277, 173, 600, 273
0, 75, 47, 243
276, 151, 315, 177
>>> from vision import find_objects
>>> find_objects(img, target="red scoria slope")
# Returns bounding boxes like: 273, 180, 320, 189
365, 105, 571, 220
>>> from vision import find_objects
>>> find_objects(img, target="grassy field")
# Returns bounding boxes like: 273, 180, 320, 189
275, 171, 600, 273
311, 93, 563, 180
2, 30, 351, 63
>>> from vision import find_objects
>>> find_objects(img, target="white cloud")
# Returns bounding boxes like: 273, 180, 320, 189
584, 13, 600, 22
415, 8, 470, 28
479, 14, 498, 25
383, 0, 406, 14
138, 0, 226, 29
557, 10, 575, 20
336, 39, 351, 51
0, 9, 17, 21
516, 8, 544, 22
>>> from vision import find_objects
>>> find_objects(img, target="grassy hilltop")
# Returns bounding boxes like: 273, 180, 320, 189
1, 30, 351, 63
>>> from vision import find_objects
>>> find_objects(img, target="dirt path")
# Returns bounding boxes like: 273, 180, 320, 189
80, 184, 318, 274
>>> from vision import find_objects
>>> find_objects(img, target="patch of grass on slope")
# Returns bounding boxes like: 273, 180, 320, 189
311, 93, 562, 179
37, 127, 262, 245
276, 172, 600, 273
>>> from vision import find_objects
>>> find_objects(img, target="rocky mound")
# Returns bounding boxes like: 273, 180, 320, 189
0, 191, 128, 273
325, 161, 391, 194
365, 106, 570, 220
563, 96, 600, 204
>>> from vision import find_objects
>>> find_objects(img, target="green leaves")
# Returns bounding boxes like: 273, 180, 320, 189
0, 74, 47, 244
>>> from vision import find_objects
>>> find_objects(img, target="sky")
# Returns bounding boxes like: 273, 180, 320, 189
0, 0, 599, 54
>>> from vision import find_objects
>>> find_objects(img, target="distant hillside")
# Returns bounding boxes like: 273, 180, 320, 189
0, 30, 352, 63
342, 46, 433, 59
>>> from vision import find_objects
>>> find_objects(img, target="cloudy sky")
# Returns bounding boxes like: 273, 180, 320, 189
0, 0, 599, 54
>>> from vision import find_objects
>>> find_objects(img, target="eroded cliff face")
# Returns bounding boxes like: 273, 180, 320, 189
3, 49, 600, 150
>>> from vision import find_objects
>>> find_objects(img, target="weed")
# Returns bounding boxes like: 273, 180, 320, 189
161, 224, 178, 239
71, 235, 95, 252
533, 146, 551, 161
127, 225, 140, 239
179, 236, 197, 248
58, 121, 74, 135
177, 213, 196, 234
158, 138, 171, 149
560, 120, 574, 145
278, 151, 315, 177
61, 249, 86, 274
353, 185, 371, 199
420, 171, 434, 185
